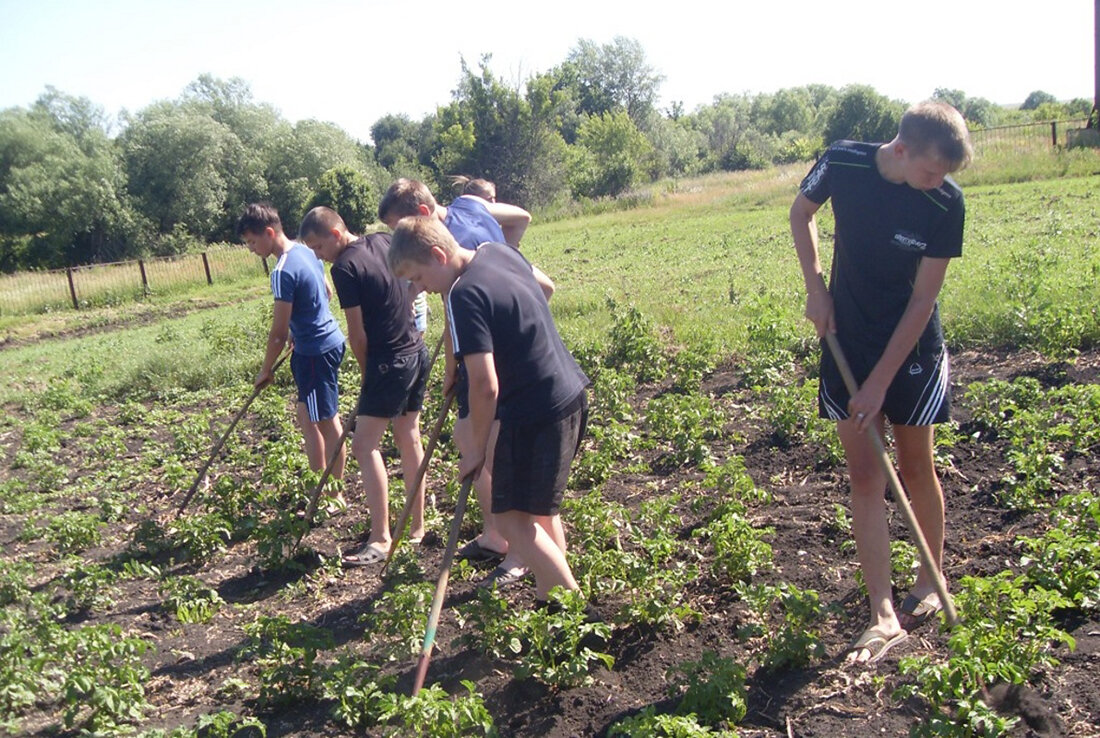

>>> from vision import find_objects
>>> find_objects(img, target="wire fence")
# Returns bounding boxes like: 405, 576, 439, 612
0, 244, 269, 317
968, 118, 1092, 156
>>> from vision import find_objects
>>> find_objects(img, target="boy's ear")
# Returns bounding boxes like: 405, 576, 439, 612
416, 203, 432, 217
265, 226, 277, 240
430, 245, 448, 264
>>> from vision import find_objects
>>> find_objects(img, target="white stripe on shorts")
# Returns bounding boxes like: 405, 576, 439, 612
306, 389, 319, 423
906, 350, 949, 426
819, 376, 846, 420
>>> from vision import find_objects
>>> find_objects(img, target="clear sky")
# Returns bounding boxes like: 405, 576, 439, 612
0, 0, 1094, 143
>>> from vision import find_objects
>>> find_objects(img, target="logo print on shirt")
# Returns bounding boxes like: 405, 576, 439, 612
908, 363, 923, 376
892, 231, 927, 252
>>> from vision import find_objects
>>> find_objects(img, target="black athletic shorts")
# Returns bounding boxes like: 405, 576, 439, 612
818, 340, 950, 426
357, 345, 429, 419
491, 392, 588, 516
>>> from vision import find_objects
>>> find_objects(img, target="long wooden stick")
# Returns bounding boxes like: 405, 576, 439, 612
412, 474, 473, 695
381, 389, 454, 575
824, 333, 958, 626
176, 350, 289, 518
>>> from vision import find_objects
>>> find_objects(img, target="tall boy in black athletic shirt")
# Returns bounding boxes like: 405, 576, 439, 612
299, 206, 429, 566
790, 102, 972, 663
387, 215, 589, 603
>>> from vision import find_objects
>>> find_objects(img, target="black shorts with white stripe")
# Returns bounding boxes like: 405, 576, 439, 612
817, 341, 950, 427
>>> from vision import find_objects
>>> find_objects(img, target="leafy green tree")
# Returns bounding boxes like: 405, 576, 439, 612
562, 37, 664, 126
641, 112, 704, 178
263, 119, 367, 230
306, 166, 378, 234
687, 94, 753, 171
432, 58, 568, 207
822, 85, 905, 144
932, 88, 1000, 128
120, 101, 262, 243
0, 92, 138, 269
568, 109, 653, 198
1021, 90, 1057, 110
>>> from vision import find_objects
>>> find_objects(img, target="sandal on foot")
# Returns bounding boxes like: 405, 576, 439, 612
457, 538, 506, 562
898, 592, 942, 631
342, 542, 388, 567
846, 627, 907, 664
477, 566, 529, 589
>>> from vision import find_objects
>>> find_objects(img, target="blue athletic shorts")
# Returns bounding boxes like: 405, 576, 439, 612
291, 344, 345, 423
818, 341, 950, 426
357, 346, 429, 419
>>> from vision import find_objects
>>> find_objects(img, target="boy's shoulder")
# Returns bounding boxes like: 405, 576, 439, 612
824, 140, 877, 166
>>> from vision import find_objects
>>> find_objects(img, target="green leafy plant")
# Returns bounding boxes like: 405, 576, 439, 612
373, 681, 496, 737
321, 652, 394, 729
169, 511, 232, 561
359, 581, 433, 662
159, 575, 226, 624
43, 510, 105, 554
896, 572, 1074, 736
694, 502, 774, 583
608, 708, 739, 737
513, 589, 613, 689
60, 624, 152, 733
241, 615, 334, 707
58, 560, 119, 613
735, 582, 825, 672
645, 392, 723, 468
667, 650, 748, 726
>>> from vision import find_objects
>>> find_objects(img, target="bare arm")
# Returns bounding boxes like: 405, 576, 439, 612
483, 200, 531, 247
343, 306, 369, 380
847, 257, 952, 431
532, 265, 555, 301
790, 192, 833, 337
256, 300, 293, 388
457, 351, 499, 482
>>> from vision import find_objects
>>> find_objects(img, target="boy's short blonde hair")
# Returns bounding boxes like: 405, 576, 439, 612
388, 216, 457, 273
378, 178, 438, 223
899, 101, 973, 171
451, 175, 496, 201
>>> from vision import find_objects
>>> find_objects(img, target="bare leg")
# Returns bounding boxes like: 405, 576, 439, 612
316, 414, 346, 482
894, 424, 946, 617
837, 414, 903, 662
351, 415, 392, 549
496, 510, 577, 600
296, 402, 326, 472
455, 416, 510, 555
392, 411, 426, 541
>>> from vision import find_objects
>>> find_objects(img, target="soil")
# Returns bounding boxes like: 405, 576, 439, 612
3, 347, 1099, 737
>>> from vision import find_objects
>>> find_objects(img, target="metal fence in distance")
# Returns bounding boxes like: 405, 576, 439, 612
0, 244, 269, 317
969, 118, 1091, 156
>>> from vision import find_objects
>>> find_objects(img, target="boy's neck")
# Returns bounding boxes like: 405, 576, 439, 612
875, 140, 906, 184
270, 232, 294, 257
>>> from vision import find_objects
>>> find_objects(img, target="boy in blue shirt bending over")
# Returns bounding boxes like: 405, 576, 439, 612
238, 203, 347, 497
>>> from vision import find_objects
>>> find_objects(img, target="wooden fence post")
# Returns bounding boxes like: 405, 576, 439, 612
66, 267, 78, 309
138, 259, 150, 296
201, 252, 213, 285
1051, 121, 1058, 147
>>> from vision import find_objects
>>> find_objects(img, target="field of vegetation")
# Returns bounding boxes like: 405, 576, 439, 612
1, 159, 1099, 737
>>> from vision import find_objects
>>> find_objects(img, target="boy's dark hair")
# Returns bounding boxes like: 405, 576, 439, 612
378, 179, 437, 223
236, 202, 283, 237
898, 102, 974, 171
299, 206, 347, 240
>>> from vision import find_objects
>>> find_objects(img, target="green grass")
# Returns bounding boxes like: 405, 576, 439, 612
1, 163, 1097, 410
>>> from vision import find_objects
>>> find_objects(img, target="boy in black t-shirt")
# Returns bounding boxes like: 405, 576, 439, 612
790, 102, 972, 663
387, 215, 589, 604
299, 206, 429, 566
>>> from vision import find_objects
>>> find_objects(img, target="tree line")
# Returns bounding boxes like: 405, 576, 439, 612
0, 37, 1091, 272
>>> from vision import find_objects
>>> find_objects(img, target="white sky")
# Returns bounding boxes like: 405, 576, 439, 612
0, 0, 1095, 144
